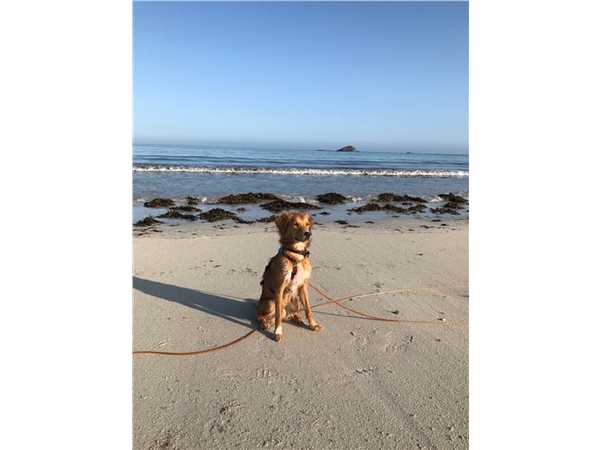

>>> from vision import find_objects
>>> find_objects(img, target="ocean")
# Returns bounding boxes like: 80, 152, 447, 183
133, 144, 468, 224
133, 144, 468, 198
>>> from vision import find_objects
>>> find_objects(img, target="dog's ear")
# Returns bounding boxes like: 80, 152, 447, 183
275, 213, 292, 235
307, 214, 314, 227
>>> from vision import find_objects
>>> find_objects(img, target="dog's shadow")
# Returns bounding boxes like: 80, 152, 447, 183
133, 276, 258, 330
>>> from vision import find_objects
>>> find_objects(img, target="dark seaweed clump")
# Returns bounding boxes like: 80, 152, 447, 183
218, 192, 281, 204
158, 209, 198, 220
429, 194, 468, 215
232, 216, 255, 224
429, 205, 460, 215
349, 203, 390, 213
376, 193, 426, 203
406, 204, 427, 213
170, 205, 200, 212
144, 198, 175, 208
256, 215, 277, 223
439, 193, 467, 204
198, 208, 237, 222
316, 192, 348, 205
186, 196, 200, 206
349, 203, 426, 214
260, 199, 321, 213
134, 216, 163, 227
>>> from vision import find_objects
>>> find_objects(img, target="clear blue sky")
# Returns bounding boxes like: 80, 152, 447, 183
134, 1, 468, 153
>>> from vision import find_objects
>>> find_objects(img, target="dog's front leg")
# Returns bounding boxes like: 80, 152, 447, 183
300, 284, 322, 331
274, 285, 286, 342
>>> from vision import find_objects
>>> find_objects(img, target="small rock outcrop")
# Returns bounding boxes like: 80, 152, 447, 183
336, 145, 357, 152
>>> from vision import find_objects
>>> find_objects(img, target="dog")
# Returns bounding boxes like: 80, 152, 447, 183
256, 212, 322, 342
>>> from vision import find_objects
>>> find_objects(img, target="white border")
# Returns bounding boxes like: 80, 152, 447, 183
471, 0, 599, 448
1, 1, 131, 448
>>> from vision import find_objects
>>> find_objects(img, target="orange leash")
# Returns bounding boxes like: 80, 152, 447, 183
132, 329, 257, 356
133, 282, 456, 356
309, 284, 448, 325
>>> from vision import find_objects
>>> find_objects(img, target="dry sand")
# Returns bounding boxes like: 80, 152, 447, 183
133, 218, 468, 449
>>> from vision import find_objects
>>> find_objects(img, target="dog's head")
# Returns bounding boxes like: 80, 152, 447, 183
275, 212, 314, 245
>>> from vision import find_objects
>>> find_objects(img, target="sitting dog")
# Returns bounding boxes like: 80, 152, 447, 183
256, 212, 322, 341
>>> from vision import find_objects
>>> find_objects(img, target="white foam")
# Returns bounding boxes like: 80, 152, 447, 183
133, 165, 468, 178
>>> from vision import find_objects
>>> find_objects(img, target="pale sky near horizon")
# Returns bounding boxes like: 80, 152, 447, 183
134, 1, 468, 153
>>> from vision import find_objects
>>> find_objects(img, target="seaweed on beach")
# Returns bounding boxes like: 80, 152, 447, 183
143, 198, 175, 208
407, 204, 427, 213
232, 216, 255, 224
430, 196, 465, 215
349, 203, 387, 213
376, 193, 427, 203
349, 203, 403, 214
349, 202, 426, 215
259, 199, 321, 213
170, 205, 201, 212
430, 206, 460, 215
134, 216, 163, 227
217, 192, 281, 204
443, 201, 465, 210
198, 208, 238, 222
158, 209, 198, 220
256, 215, 277, 223
316, 192, 348, 205
186, 196, 200, 206
439, 193, 467, 204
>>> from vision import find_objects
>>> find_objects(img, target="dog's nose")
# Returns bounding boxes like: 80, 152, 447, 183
304, 231, 312, 238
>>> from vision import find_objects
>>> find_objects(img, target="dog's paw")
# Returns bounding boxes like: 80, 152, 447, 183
274, 325, 283, 342
309, 323, 323, 332
286, 314, 305, 326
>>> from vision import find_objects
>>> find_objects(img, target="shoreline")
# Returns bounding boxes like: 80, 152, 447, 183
134, 214, 468, 239
133, 191, 469, 232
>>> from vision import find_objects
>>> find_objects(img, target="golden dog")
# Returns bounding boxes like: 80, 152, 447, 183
256, 212, 322, 341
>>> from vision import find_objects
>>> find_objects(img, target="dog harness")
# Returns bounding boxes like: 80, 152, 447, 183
260, 247, 310, 284
281, 247, 309, 280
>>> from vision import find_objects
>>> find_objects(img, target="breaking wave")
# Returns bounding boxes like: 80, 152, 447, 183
133, 165, 468, 178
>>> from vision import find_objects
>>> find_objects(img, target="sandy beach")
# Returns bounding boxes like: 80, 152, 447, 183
133, 218, 468, 449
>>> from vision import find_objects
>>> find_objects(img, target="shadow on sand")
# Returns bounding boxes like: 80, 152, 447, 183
133, 276, 258, 330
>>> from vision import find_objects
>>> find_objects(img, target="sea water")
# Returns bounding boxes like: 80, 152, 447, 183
133, 144, 468, 202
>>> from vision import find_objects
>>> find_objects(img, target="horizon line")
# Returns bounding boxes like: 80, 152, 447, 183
132, 140, 469, 155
